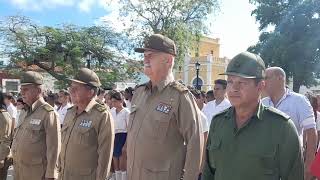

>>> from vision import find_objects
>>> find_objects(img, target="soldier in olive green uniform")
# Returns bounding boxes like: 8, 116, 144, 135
12, 71, 61, 180
59, 68, 114, 180
203, 52, 303, 180
0, 93, 14, 180
128, 34, 203, 180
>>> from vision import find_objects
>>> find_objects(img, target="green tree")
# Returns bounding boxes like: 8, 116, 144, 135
249, 0, 320, 92
117, 0, 219, 63
0, 15, 140, 89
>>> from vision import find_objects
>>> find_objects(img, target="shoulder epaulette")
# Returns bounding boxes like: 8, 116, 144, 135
43, 104, 54, 112
170, 81, 188, 93
67, 106, 74, 111
213, 107, 230, 118
265, 107, 290, 121
95, 103, 106, 112
135, 82, 149, 89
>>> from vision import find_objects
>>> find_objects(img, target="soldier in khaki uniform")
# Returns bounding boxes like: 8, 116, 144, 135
59, 68, 114, 180
0, 93, 14, 180
128, 34, 203, 180
12, 71, 61, 180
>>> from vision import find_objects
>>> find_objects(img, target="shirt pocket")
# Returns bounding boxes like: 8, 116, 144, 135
128, 108, 137, 131
26, 124, 42, 143
75, 127, 95, 146
245, 149, 277, 178
153, 115, 171, 143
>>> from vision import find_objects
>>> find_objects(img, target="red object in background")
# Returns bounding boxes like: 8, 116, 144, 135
311, 152, 320, 178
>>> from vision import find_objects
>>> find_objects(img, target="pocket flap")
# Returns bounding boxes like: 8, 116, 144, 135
143, 162, 170, 172
77, 127, 91, 134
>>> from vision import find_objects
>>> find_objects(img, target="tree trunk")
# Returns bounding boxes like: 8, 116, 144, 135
292, 77, 301, 93
33, 60, 67, 81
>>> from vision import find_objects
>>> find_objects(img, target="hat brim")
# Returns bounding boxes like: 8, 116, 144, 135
134, 48, 176, 56
219, 72, 258, 79
69, 78, 88, 85
20, 82, 42, 86
134, 47, 160, 53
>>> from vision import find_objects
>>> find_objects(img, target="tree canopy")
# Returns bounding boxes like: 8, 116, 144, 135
117, 0, 220, 63
0, 16, 140, 89
249, 0, 320, 92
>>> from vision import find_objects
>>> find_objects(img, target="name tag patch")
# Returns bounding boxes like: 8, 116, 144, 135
30, 119, 41, 125
156, 103, 172, 114
79, 120, 92, 128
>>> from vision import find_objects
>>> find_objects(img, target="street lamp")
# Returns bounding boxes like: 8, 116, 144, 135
195, 61, 200, 90
85, 51, 93, 69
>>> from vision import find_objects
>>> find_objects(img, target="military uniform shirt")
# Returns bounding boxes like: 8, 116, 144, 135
0, 109, 13, 162
12, 97, 61, 180
60, 99, 114, 180
203, 103, 303, 180
127, 80, 203, 180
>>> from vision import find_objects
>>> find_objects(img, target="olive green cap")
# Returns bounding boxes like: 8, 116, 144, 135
134, 34, 176, 56
70, 68, 101, 87
220, 51, 266, 79
20, 71, 44, 86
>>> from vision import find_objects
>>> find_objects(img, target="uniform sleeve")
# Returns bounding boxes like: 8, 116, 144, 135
279, 119, 304, 180
201, 113, 209, 133
177, 92, 203, 180
202, 118, 217, 180
44, 111, 61, 178
298, 96, 316, 130
96, 111, 115, 180
0, 113, 12, 161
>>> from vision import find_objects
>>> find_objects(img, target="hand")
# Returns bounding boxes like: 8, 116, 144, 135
0, 160, 4, 168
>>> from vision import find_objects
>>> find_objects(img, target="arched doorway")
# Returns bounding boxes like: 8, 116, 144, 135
192, 77, 203, 90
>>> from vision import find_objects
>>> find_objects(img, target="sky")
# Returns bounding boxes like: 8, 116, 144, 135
0, 0, 261, 59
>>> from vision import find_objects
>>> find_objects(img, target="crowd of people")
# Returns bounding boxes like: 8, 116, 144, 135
0, 33, 319, 180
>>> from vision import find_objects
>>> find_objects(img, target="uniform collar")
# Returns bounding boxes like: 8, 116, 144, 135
30, 97, 46, 112
226, 102, 264, 124
146, 78, 174, 92
84, 98, 98, 113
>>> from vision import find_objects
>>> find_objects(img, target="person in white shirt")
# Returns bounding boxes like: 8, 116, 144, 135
124, 87, 134, 111
206, 90, 215, 103
262, 67, 317, 180
15, 98, 26, 127
202, 79, 231, 126
110, 91, 129, 180
57, 90, 72, 126
97, 88, 106, 104
4, 93, 17, 128
188, 87, 209, 179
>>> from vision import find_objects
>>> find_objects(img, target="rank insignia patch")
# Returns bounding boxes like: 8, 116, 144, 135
155, 103, 172, 114
79, 120, 92, 128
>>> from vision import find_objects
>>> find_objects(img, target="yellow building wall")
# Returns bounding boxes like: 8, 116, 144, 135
175, 36, 228, 92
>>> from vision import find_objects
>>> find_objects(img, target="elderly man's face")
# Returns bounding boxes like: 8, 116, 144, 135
143, 50, 171, 81
20, 84, 41, 106
69, 82, 92, 105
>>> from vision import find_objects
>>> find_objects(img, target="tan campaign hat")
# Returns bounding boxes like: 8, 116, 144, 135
20, 71, 44, 86
134, 34, 176, 56
70, 68, 101, 87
